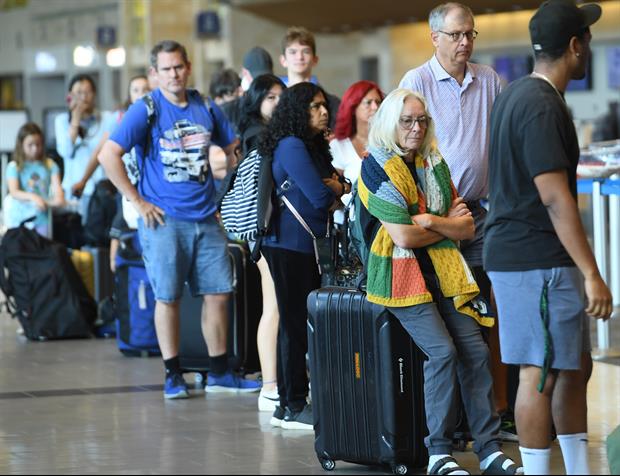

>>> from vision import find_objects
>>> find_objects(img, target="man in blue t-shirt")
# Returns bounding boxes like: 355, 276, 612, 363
99, 40, 260, 399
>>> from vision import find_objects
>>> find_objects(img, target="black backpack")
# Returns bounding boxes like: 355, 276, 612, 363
0, 220, 97, 340
83, 179, 118, 246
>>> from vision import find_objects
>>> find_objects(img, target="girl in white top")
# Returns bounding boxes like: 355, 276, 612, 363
329, 81, 384, 218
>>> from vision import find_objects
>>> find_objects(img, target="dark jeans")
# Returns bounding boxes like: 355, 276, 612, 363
262, 246, 320, 411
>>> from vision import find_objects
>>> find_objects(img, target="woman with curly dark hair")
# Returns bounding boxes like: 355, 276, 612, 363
258, 82, 349, 430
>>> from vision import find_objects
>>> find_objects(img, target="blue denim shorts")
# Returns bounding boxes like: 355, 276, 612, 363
138, 214, 233, 302
488, 267, 588, 370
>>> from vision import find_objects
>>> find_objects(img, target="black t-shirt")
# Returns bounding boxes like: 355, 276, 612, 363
484, 76, 579, 271
220, 98, 242, 135
109, 206, 129, 240
325, 92, 341, 131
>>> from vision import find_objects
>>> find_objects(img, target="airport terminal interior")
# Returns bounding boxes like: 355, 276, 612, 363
1, 0, 620, 474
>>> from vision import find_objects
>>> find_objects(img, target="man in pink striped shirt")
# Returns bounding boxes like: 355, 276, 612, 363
399, 0, 517, 451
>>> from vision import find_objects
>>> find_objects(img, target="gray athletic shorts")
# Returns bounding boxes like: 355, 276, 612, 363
488, 267, 590, 370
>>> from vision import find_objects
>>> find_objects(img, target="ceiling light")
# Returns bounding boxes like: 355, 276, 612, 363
73, 45, 95, 67
106, 47, 126, 68
35, 51, 57, 73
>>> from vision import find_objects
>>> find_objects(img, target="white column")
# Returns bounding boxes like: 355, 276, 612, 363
592, 180, 610, 350
609, 176, 620, 314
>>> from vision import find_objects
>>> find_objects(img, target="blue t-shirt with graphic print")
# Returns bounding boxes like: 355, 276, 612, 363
110, 88, 235, 222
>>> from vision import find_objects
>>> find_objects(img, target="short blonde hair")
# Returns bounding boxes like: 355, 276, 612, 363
368, 88, 436, 157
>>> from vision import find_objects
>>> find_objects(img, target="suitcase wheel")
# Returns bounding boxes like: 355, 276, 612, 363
392, 464, 408, 475
319, 458, 335, 471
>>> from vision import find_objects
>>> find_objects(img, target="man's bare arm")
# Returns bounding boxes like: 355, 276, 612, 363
534, 170, 612, 319
98, 140, 164, 228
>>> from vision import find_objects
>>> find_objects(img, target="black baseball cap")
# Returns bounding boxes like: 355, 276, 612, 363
529, 0, 601, 53
242, 47, 273, 78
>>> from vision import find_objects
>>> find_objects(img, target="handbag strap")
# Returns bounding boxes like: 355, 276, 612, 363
280, 195, 328, 275
278, 176, 331, 239
280, 195, 318, 239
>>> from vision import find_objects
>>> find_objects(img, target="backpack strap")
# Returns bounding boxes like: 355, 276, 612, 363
136, 92, 158, 185
241, 123, 264, 159
186, 89, 220, 142
141, 93, 157, 158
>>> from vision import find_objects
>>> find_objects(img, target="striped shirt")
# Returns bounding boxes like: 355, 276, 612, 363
399, 55, 501, 201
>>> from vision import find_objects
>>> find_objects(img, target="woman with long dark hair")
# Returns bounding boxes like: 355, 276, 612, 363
258, 82, 348, 430
238, 74, 285, 156
237, 74, 285, 413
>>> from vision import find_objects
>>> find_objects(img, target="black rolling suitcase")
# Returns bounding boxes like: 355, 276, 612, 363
307, 287, 428, 475
178, 242, 262, 373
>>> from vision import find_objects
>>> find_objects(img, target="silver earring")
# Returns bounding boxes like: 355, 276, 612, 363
576, 53, 581, 57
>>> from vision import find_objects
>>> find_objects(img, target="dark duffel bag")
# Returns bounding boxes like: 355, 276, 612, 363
307, 287, 428, 475
0, 219, 96, 340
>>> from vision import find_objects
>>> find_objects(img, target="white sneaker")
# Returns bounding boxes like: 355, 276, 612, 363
258, 389, 279, 412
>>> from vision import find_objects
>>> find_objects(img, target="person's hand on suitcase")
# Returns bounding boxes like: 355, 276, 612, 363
132, 196, 165, 228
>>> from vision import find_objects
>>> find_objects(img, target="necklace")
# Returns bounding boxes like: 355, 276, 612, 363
530, 72, 564, 102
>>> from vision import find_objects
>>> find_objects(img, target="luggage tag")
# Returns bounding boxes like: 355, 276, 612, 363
138, 280, 147, 310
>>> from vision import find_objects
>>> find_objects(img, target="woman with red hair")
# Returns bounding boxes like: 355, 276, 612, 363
330, 80, 384, 202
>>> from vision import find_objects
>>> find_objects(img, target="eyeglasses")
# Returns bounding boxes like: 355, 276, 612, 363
399, 115, 430, 130
437, 30, 478, 42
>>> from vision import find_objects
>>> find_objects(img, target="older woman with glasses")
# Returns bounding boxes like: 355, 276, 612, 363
358, 89, 522, 476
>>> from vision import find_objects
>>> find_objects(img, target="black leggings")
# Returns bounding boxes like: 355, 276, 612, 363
262, 246, 320, 411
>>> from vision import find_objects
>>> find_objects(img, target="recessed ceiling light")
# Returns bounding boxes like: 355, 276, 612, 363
73, 45, 96, 67
106, 47, 126, 68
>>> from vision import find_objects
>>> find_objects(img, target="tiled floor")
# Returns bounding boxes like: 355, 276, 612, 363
0, 314, 618, 475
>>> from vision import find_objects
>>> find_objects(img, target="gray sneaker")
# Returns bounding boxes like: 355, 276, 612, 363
281, 404, 314, 430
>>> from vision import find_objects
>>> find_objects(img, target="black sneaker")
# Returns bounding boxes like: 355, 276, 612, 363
281, 404, 313, 430
270, 405, 285, 427
499, 410, 519, 443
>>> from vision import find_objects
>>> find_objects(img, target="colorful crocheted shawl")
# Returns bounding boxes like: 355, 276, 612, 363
358, 145, 493, 327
